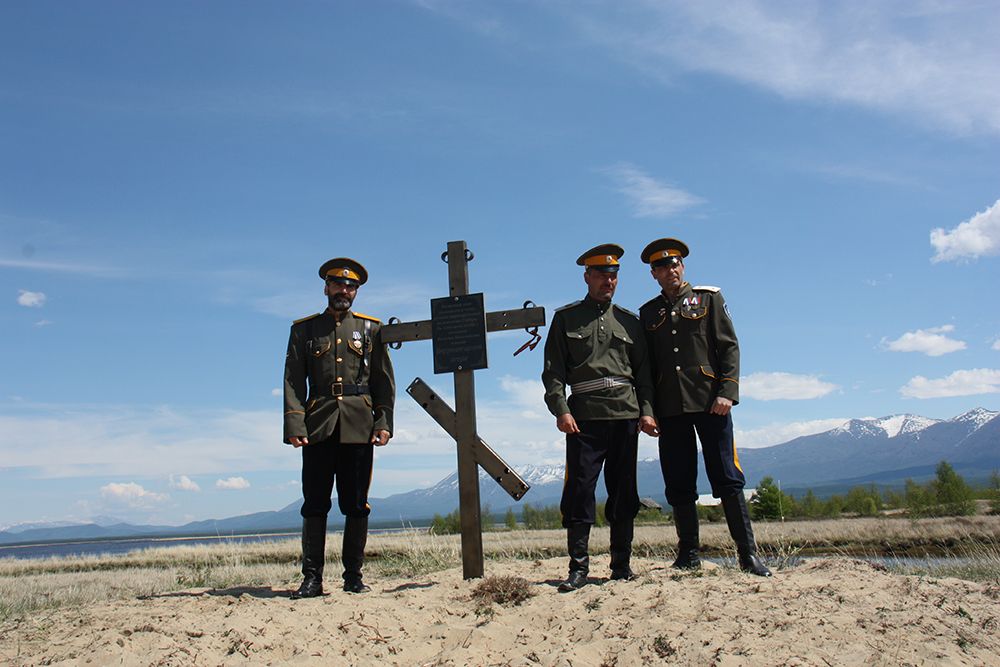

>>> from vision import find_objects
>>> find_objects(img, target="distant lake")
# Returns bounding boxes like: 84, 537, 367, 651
0, 533, 300, 560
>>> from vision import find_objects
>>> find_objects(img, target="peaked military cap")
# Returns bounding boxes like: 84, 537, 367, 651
576, 243, 624, 273
318, 257, 368, 286
641, 238, 689, 268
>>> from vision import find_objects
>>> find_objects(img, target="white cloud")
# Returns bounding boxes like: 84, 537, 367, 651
602, 162, 703, 218
0, 405, 285, 479
16, 290, 46, 307
882, 325, 967, 356
736, 417, 849, 449
216, 476, 250, 490
901, 368, 1000, 399
100, 482, 167, 507
34, 320, 53, 327
271, 388, 282, 397
930, 199, 1000, 262
569, 1, 1000, 136
741, 372, 838, 400
993, 339, 1000, 351
169, 474, 201, 492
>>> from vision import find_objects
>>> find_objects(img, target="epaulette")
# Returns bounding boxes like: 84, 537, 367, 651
293, 313, 321, 325
555, 300, 582, 312
352, 311, 381, 323
612, 303, 639, 319
693, 285, 721, 293
639, 294, 661, 310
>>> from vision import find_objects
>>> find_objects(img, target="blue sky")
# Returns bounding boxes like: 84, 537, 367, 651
2, 1, 999, 528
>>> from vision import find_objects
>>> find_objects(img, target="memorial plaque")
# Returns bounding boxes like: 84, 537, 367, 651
431, 292, 488, 374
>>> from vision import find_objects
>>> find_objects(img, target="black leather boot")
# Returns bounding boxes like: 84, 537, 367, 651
558, 523, 590, 592
721, 493, 772, 577
671, 503, 701, 570
291, 517, 326, 599
342, 516, 371, 593
609, 521, 636, 581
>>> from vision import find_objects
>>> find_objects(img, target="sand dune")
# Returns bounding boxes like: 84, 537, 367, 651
2, 556, 998, 666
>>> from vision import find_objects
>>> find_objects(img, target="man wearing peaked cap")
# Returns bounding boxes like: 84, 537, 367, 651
283, 256, 395, 597
639, 238, 771, 577
542, 243, 657, 592
318, 257, 368, 286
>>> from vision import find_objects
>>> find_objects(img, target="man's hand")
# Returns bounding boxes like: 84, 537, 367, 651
556, 413, 580, 434
289, 436, 309, 448
371, 429, 391, 446
639, 415, 659, 437
709, 396, 733, 416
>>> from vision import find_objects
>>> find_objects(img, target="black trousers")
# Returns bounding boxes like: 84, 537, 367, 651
560, 418, 640, 528
658, 411, 745, 506
300, 426, 374, 519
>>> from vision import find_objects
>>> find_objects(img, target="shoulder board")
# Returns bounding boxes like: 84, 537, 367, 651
639, 295, 661, 311
352, 312, 381, 323
612, 304, 638, 318
555, 300, 582, 313
293, 313, 321, 325
693, 285, 721, 293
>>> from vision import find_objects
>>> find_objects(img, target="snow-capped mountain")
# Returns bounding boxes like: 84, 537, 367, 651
832, 414, 941, 439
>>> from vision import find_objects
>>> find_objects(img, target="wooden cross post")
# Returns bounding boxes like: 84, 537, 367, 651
380, 240, 546, 579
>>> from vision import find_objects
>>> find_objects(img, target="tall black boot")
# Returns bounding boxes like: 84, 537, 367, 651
721, 493, 772, 577
609, 522, 636, 581
558, 523, 590, 592
291, 517, 326, 599
671, 504, 701, 570
342, 516, 371, 593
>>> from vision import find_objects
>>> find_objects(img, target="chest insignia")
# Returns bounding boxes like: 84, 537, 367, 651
353, 339, 363, 349
352, 331, 362, 340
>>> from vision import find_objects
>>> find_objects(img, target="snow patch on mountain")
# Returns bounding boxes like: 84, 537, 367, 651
951, 407, 999, 430
832, 414, 939, 439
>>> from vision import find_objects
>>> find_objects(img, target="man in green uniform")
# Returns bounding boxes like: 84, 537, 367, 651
283, 257, 396, 597
638, 238, 770, 577
542, 244, 657, 592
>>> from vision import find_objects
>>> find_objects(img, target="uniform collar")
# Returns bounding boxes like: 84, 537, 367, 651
583, 295, 612, 313
661, 282, 691, 305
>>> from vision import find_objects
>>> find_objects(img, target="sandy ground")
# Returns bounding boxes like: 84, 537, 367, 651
1, 557, 998, 666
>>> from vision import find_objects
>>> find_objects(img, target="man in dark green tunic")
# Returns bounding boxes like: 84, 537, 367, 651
283, 257, 396, 597
542, 244, 657, 591
639, 238, 770, 577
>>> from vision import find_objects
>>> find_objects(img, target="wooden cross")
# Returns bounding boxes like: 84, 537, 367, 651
380, 240, 546, 579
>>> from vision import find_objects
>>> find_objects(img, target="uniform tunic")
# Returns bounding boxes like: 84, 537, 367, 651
283, 309, 395, 518
542, 296, 654, 527
639, 283, 745, 505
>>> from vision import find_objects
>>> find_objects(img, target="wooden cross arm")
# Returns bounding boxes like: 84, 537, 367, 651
380, 307, 545, 344
406, 377, 531, 501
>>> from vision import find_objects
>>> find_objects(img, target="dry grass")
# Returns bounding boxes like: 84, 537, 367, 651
1, 515, 998, 624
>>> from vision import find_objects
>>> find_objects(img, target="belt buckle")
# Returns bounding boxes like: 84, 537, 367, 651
332, 383, 344, 396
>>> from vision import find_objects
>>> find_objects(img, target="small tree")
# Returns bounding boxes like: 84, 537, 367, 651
750, 477, 793, 520
903, 479, 934, 517
931, 461, 975, 516
504, 507, 518, 530
987, 470, 1000, 515
798, 489, 823, 518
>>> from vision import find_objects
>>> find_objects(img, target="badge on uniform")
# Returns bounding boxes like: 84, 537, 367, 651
353, 339, 363, 350
352, 331, 362, 340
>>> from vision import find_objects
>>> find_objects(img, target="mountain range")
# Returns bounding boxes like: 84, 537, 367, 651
2, 408, 997, 545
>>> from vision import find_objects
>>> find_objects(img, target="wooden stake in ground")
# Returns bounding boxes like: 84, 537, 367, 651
380, 240, 546, 579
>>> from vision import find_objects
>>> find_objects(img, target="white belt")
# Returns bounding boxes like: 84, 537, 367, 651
569, 376, 632, 394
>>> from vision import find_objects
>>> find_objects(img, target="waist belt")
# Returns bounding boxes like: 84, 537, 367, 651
325, 383, 369, 397
569, 376, 632, 394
